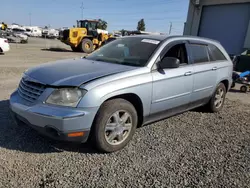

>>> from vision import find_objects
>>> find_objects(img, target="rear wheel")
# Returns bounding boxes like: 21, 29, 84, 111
79, 38, 93, 53
231, 82, 235, 88
206, 83, 226, 112
91, 99, 138, 153
240, 85, 248, 93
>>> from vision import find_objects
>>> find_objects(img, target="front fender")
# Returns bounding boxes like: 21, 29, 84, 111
77, 73, 153, 117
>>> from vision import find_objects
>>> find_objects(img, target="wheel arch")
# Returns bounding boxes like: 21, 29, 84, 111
219, 79, 230, 92
214, 78, 230, 93
82, 36, 93, 41
100, 93, 144, 128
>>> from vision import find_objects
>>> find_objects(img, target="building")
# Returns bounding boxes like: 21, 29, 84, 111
184, 0, 250, 55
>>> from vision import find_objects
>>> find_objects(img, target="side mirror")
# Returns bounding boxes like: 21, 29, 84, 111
159, 57, 180, 69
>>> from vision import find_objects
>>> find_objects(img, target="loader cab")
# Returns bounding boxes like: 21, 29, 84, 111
77, 20, 99, 36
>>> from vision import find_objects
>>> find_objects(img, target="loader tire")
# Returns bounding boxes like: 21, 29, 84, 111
79, 38, 94, 53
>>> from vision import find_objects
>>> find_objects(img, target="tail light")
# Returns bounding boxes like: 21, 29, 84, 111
4, 39, 8, 43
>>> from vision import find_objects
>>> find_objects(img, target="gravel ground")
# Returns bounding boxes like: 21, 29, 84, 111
0, 100, 249, 187
0, 38, 250, 187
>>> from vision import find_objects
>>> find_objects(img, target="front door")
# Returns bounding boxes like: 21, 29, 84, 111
150, 41, 194, 116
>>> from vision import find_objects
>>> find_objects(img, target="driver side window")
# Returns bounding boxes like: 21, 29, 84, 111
163, 43, 188, 65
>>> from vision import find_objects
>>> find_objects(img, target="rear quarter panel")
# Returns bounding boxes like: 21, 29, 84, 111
215, 60, 233, 90
214, 43, 233, 91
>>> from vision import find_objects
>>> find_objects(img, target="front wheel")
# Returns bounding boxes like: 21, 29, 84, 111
91, 99, 138, 153
79, 38, 94, 53
206, 83, 227, 112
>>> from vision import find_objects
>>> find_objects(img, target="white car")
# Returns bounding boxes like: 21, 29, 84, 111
0, 37, 10, 54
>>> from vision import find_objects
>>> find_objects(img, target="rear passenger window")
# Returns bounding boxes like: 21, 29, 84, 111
189, 44, 209, 64
208, 44, 227, 61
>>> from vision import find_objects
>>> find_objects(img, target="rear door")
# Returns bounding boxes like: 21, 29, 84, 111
187, 41, 217, 105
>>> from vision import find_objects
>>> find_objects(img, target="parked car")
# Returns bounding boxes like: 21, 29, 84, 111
0, 36, 10, 54
42, 28, 59, 39
10, 35, 233, 152
6, 28, 28, 43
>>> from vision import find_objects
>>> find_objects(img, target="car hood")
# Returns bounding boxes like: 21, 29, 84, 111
24, 58, 138, 87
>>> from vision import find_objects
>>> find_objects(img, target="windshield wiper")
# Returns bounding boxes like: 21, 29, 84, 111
120, 62, 141, 67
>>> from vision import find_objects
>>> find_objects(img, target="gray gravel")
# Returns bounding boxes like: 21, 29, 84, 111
0, 99, 249, 188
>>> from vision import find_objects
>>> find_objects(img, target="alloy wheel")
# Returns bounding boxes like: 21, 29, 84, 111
104, 110, 133, 146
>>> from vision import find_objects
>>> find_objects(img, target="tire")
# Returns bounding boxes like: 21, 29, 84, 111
79, 38, 93, 53
206, 83, 227, 113
91, 99, 138, 153
240, 85, 248, 93
231, 82, 235, 88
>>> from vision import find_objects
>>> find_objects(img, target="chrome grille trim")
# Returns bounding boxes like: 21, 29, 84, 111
18, 78, 46, 102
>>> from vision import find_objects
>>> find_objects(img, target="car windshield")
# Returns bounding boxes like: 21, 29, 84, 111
85, 37, 161, 67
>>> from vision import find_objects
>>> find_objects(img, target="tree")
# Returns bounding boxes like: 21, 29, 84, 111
97, 19, 108, 30
120, 29, 128, 36
137, 19, 145, 31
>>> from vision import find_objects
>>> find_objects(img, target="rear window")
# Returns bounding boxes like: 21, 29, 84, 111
189, 44, 209, 64
208, 44, 227, 61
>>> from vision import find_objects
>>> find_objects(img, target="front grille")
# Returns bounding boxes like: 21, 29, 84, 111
62, 29, 69, 40
18, 78, 46, 102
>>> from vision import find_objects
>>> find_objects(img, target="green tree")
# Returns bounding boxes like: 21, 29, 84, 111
137, 19, 145, 31
120, 29, 128, 36
97, 19, 108, 30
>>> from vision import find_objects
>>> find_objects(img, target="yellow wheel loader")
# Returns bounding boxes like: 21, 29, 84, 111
59, 20, 113, 53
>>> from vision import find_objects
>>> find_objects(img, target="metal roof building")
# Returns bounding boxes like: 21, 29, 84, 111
184, 0, 250, 55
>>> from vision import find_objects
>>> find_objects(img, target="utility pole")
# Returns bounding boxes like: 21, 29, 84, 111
169, 22, 172, 35
29, 12, 32, 26
80, 2, 84, 19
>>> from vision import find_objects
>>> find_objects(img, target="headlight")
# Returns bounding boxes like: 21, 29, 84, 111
46, 88, 87, 107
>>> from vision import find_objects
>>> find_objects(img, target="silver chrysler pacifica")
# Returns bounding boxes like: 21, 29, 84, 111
10, 35, 233, 152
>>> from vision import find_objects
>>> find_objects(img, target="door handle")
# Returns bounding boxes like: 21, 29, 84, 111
212, 67, 217, 70
184, 71, 192, 76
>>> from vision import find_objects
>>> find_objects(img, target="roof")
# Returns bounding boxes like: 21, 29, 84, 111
123, 34, 169, 41
123, 34, 220, 44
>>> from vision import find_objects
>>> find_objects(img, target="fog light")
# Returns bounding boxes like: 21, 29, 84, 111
68, 132, 84, 137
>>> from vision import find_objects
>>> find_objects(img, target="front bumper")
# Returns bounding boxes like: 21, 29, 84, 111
10, 90, 99, 143
61, 40, 75, 47
1, 44, 10, 52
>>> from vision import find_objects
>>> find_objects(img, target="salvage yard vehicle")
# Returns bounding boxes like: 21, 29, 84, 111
0, 37, 10, 54
10, 35, 233, 153
6, 28, 28, 43
231, 71, 250, 92
59, 19, 113, 53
